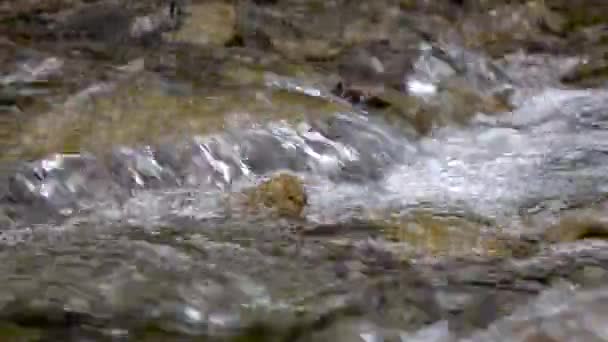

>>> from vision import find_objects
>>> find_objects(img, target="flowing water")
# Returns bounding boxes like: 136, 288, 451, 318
2, 0, 608, 341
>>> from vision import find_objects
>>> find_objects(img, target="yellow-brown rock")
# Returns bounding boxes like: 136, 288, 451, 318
246, 173, 308, 219
379, 211, 538, 259
544, 210, 608, 243
165, 1, 236, 46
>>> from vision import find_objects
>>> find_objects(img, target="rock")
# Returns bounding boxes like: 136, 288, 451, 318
548, 0, 608, 31
448, 290, 529, 338
406, 78, 511, 133
335, 75, 511, 135
7, 67, 346, 159
245, 173, 307, 218
570, 265, 608, 288
294, 318, 391, 342
233, 0, 344, 59
332, 39, 419, 93
0, 322, 41, 342
55, 2, 174, 43
368, 211, 537, 259
234, 0, 425, 61
561, 56, 608, 88
523, 333, 561, 342
0, 0, 180, 48
0, 0, 78, 18
456, 3, 567, 56
544, 212, 608, 243
164, 1, 236, 46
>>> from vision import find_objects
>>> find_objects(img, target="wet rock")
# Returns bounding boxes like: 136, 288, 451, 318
335, 71, 511, 135
154, 136, 247, 189
234, 0, 345, 59
455, 3, 567, 57
109, 146, 179, 190
448, 290, 530, 338
245, 173, 307, 218
57, 3, 140, 42
570, 265, 608, 288
377, 211, 537, 259
332, 39, 419, 94
0, 0, 181, 65
5, 1, 608, 340
3, 68, 140, 159
401, 78, 511, 133
465, 283, 608, 342
307, 113, 408, 181
56, 1, 180, 42
165, 1, 236, 46
0, 322, 41, 342
283, 255, 444, 340
6, 68, 347, 159
437, 77, 512, 113
234, 0, 426, 61
294, 318, 392, 342
560, 56, 608, 88
438, 238, 608, 337
544, 212, 608, 243
340, 2, 406, 45
0, 52, 139, 150
0, 0, 81, 19
548, 0, 608, 32
523, 333, 561, 342
398, 0, 463, 17
3, 153, 125, 222
565, 24, 608, 60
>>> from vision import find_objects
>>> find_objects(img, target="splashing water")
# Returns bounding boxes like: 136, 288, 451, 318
3, 41, 608, 340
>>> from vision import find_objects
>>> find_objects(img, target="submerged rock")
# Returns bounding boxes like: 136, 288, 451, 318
5, 68, 347, 160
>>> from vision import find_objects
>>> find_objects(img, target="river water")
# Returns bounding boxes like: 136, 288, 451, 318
2, 1, 608, 341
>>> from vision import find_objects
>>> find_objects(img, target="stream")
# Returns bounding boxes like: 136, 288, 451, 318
1, 0, 608, 341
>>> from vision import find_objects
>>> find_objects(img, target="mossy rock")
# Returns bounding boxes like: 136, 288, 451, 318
4, 68, 348, 160
245, 173, 308, 219
548, 1, 608, 31
456, 2, 567, 56
164, 1, 236, 46
0, 322, 41, 342
544, 214, 608, 243
377, 211, 537, 259
561, 57, 608, 88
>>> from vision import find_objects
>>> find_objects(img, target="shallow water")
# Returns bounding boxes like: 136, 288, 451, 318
3, 1, 608, 341
4, 69, 608, 340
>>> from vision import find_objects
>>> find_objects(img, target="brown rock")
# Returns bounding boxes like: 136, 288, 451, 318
544, 210, 608, 243
246, 173, 308, 218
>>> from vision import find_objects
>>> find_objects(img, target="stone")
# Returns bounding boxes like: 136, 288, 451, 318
570, 265, 608, 288
245, 173, 307, 218
544, 214, 608, 243
164, 1, 236, 46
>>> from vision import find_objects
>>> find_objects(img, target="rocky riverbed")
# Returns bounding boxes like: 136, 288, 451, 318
2, 0, 608, 340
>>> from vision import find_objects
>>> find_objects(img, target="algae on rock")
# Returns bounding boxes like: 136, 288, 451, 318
378, 211, 537, 259
245, 173, 308, 219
